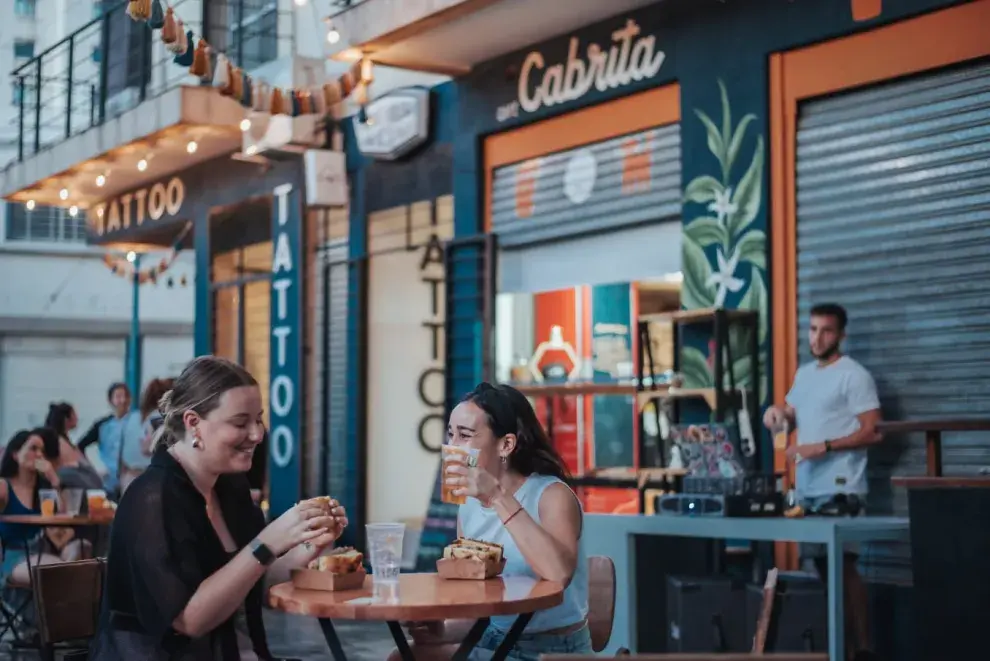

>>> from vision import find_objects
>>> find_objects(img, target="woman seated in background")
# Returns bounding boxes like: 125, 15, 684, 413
394, 382, 591, 661
45, 402, 94, 470
90, 356, 348, 661
35, 423, 102, 492
118, 377, 175, 494
0, 431, 89, 587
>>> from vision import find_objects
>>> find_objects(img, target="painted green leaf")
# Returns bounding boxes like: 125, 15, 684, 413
681, 235, 716, 310
685, 217, 729, 249
718, 80, 732, 180
681, 346, 714, 389
727, 114, 757, 177
694, 108, 725, 169
738, 265, 769, 346
728, 135, 765, 239
683, 175, 724, 204
735, 229, 767, 269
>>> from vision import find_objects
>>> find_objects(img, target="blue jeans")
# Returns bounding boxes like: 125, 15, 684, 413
468, 622, 593, 661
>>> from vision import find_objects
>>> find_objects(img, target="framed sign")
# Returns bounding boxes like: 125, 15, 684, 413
354, 88, 431, 161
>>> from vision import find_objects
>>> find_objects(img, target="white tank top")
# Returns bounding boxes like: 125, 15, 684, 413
458, 474, 589, 633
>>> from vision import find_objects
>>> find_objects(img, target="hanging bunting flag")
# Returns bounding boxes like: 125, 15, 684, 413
173, 30, 194, 66
101, 222, 193, 284
149, 0, 165, 29
162, 8, 178, 45
146, 3, 371, 115
240, 73, 254, 108
126, 0, 152, 21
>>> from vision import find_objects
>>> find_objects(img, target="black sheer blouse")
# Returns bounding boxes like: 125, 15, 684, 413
90, 447, 272, 661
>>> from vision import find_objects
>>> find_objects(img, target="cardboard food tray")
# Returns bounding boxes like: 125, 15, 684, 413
436, 557, 506, 580
291, 568, 367, 591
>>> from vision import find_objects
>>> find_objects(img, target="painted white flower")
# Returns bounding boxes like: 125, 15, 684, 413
708, 187, 737, 224
706, 247, 745, 307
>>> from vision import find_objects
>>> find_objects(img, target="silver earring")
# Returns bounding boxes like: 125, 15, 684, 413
500, 455, 507, 464
192, 430, 203, 449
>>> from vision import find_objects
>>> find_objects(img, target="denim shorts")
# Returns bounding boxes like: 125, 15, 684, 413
798, 496, 861, 564
468, 623, 593, 661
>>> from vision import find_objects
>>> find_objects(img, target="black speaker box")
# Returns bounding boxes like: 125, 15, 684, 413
745, 576, 827, 652
666, 576, 747, 652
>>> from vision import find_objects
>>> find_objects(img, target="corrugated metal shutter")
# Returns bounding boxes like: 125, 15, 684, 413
491, 124, 682, 247
316, 210, 350, 500
796, 60, 990, 581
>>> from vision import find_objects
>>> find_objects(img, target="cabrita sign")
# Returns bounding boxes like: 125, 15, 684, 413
496, 19, 665, 122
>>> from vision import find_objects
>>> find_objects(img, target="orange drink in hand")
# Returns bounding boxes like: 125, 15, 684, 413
441, 445, 479, 505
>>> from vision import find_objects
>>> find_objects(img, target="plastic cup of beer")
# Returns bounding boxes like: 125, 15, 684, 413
39, 489, 59, 516
772, 421, 790, 451
87, 489, 107, 513
441, 444, 479, 505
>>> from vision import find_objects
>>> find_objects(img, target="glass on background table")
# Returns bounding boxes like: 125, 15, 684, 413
268, 573, 564, 661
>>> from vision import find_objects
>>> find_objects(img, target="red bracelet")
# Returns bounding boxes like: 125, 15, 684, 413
501, 506, 524, 526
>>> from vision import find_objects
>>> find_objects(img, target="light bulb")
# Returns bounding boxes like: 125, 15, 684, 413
126, 251, 137, 263
245, 145, 258, 156
96, 174, 106, 187
240, 118, 251, 131
137, 159, 148, 172
293, 0, 306, 5
186, 141, 198, 154
69, 205, 78, 217
59, 188, 69, 200
97, 207, 104, 218
327, 28, 340, 44
26, 199, 35, 211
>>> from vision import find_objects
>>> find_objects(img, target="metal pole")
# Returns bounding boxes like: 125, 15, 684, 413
65, 35, 74, 139
128, 255, 142, 405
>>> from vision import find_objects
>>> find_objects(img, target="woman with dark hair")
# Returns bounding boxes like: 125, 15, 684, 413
35, 424, 102, 492
395, 382, 591, 660
91, 356, 348, 661
0, 430, 85, 586
45, 402, 91, 469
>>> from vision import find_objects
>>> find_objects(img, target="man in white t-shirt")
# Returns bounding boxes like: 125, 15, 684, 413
764, 303, 883, 660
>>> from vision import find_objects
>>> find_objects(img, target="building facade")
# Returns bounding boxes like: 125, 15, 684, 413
0, 0, 194, 448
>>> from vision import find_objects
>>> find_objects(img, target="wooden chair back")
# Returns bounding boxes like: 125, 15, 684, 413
543, 655, 829, 660
587, 555, 616, 652
32, 558, 105, 645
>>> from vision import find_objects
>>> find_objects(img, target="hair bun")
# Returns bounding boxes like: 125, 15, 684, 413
158, 389, 174, 416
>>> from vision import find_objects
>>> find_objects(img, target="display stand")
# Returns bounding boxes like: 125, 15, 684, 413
638, 307, 761, 470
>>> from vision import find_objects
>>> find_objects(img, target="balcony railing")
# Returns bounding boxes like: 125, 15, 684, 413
8, 0, 295, 163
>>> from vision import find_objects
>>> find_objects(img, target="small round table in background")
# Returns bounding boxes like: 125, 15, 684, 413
269, 573, 564, 661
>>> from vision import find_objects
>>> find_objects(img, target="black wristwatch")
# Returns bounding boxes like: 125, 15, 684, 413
824, 440, 833, 453
250, 539, 276, 566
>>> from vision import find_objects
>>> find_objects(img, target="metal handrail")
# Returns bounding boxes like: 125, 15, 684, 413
9, 0, 296, 164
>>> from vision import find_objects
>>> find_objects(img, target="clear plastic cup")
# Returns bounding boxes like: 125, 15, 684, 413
366, 522, 405, 584
86, 489, 107, 513
62, 488, 84, 516
38, 489, 59, 516
441, 445, 479, 505
772, 421, 790, 451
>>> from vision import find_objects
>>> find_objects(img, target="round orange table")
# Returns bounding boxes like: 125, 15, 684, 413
269, 573, 564, 661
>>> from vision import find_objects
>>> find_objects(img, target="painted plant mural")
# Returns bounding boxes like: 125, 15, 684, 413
681, 80, 768, 403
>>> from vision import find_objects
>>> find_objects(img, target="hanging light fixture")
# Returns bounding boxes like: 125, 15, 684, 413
68, 206, 79, 218
96, 173, 106, 187
186, 140, 198, 154
59, 188, 69, 200
240, 118, 251, 132
26, 199, 36, 211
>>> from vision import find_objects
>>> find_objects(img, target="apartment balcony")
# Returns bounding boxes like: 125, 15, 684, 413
327, 0, 660, 74
0, 0, 307, 221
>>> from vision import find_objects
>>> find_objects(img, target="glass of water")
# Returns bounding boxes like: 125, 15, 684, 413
366, 523, 405, 584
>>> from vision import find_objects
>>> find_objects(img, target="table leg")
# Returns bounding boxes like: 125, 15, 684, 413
386, 621, 418, 661
827, 537, 845, 661
490, 612, 533, 661
318, 618, 349, 661
451, 618, 491, 661
925, 429, 943, 477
